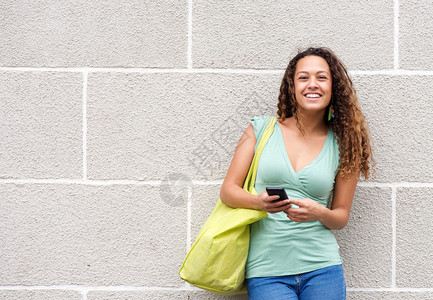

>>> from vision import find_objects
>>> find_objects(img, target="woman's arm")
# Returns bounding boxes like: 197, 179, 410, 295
285, 171, 359, 229
220, 124, 292, 213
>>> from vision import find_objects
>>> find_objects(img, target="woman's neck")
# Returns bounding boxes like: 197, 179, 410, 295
282, 112, 328, 136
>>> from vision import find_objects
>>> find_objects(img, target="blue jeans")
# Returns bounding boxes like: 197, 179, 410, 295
246, 264, 346, 300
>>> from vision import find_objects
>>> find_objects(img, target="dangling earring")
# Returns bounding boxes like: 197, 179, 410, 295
327, 104, 334, 121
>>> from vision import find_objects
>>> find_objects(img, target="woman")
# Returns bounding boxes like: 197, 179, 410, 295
220, 47, 372, 299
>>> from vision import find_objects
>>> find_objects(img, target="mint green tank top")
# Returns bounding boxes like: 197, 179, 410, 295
246, 116, 342, 279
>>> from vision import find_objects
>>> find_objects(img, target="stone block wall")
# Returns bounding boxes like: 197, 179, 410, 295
1, 1, 432, 299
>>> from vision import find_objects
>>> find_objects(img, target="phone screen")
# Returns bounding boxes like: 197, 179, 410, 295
266, 187, 288, 202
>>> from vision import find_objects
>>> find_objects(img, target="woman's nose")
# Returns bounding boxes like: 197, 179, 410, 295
307, 78, 319, 88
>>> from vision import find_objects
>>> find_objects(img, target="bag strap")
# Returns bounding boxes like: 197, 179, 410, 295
243, 116, 277, 191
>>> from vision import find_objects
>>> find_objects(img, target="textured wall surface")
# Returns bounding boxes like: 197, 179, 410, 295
1, 0, 432, 299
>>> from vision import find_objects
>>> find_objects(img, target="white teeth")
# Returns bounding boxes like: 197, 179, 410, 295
305, 94, 320, 98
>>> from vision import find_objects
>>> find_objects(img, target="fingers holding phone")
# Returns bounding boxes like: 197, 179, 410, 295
260, 187, 292, 213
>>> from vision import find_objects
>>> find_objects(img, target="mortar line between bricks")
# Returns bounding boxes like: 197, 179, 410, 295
82, 71, 88, 180
347, 287, 433, 292
394, 0, 399, 70
2, 67, 433, 75
0, 286, 192, 292
391, 187, 397, 288
0, 67, 283, 73
1, 179, 433, 188
1, 286, 432, 292
357, 182, 433, 188
187, 0, 193, 69
0, 286, 87, 292
349, 69, 433, 75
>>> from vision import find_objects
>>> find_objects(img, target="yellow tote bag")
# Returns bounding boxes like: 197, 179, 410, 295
179, 117, 277, 295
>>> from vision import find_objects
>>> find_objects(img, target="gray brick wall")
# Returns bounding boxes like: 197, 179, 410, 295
1, 1, 432, 299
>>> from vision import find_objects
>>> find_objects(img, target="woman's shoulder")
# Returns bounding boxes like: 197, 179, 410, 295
250, 115, 272, 126
250, 115, 274, 139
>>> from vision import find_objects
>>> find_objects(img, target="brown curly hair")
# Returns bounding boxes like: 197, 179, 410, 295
277, 47, 372, 179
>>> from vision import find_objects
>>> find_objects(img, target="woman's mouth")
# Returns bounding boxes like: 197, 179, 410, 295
304, 93, 322, 99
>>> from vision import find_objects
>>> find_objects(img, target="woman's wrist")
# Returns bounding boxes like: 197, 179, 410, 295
316, 204, 328, 224
317, 206, 348, 230
252, 194, 263, 210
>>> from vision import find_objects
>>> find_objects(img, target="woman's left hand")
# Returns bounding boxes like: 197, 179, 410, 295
284, 198, 325, 222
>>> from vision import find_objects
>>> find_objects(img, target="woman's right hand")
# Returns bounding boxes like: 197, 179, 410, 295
257, 190, 292, 213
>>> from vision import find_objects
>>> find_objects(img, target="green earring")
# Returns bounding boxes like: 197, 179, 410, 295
327, 105, 335, 121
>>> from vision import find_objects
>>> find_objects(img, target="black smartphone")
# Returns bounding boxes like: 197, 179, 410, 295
266, 187, 289, 202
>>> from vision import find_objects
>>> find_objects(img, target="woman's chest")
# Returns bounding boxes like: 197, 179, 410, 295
255, 131, 338, 198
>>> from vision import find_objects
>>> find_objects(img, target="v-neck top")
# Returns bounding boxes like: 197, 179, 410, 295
246, 116, 342, 279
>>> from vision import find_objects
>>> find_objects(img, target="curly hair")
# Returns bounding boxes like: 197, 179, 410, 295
277, 47, 372, 179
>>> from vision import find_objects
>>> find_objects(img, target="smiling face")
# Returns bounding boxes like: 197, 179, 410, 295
293, 55, 332, 115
